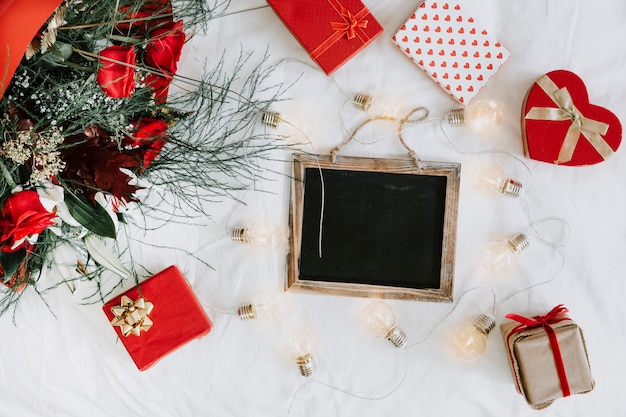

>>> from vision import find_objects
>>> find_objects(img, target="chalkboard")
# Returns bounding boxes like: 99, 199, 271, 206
287, 153, 460, 302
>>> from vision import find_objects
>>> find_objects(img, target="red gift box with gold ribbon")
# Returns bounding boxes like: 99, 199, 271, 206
267, 0, 383, 75
500, 305, 594, 409
103, 265, 213, 371
522, 70, 622, 166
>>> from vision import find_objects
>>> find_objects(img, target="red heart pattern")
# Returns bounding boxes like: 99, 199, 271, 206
393, 0, 510, 103
522, 70, 622, 166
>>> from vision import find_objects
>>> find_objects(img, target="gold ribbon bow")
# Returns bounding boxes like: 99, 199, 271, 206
525, 75, 612, 164
330, 7, 368, 40
110, 295, 154, 337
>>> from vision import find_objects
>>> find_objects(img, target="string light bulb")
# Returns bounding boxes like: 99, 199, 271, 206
232, 219, 286, 251
452, 313, 496, 360
481, 233, 530, 275
237, 292, 287, 321
447, 99, 502, 132
363, 301, 407, 348
285, 327, 316, 377
471, 161, 523, 197
352, 92, 405, 119
260, 109, 313, 144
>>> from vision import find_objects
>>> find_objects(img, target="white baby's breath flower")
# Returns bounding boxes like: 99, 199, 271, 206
1, 126, 66, 185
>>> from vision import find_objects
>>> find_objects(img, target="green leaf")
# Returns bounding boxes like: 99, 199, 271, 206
0, 249, 27, 282
39, 42, 74, 67
83, 234, 130, 279
65, 192, 117, 239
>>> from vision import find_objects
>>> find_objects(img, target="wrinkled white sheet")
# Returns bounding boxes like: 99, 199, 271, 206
1, 0, 626, 416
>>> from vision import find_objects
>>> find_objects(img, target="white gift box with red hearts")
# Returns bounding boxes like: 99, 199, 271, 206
392, 1, 510, 104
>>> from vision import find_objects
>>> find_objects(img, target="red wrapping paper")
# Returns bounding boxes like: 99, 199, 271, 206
267, 0, 383, 75
103, 265, 212, 371
0, 0, 65, 99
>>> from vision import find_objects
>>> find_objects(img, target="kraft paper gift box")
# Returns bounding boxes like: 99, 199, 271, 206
500, 305, 594, 409
103, 265, 213, 371
267, 0, 383, 75
393, 0, 510, 104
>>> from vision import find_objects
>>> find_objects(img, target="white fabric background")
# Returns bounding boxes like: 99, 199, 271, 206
1, 0, 626, 416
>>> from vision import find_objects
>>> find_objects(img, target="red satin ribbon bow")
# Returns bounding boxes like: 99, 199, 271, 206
330, 7, 368, 39
506, 304, 571, 397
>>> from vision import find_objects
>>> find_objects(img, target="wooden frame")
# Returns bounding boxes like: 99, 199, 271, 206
287, 153, 460, 302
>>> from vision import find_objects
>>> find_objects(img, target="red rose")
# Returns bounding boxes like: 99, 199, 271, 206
115, 8, 154, 35
116, 1, 174, 35
144, 20, 185, 78
125, 118, 168, 169
97, 45, 137, 98
0, 190, 56, 252
144, 72, 171, 104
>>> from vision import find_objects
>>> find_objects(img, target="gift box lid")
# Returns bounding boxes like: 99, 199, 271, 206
267, 0, 383, 75
103, 265, 213, 371
501, 317, 594, 409
392, 1, 510, 104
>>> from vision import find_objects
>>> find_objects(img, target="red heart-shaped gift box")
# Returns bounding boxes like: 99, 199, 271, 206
522, 70, 622, 166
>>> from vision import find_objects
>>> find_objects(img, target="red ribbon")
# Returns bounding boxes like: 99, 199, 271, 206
506, 305, 571, 397
330, 6, 368, 40
310, 0, 371, 60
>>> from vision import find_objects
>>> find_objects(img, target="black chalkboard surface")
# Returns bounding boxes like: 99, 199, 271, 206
287, 154, 460, 302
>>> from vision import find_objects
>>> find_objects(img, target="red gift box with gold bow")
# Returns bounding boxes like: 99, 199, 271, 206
267, 0, 383, 75
500, 305, 594, 409
103, 265, 213, 371
522, 70, 622, 166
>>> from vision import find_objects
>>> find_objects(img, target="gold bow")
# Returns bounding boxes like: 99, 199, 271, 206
525, 75, 612, 164
110, 295, 154, 337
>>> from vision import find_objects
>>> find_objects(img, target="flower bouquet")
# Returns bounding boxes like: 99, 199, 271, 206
0, 0, 284, 315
